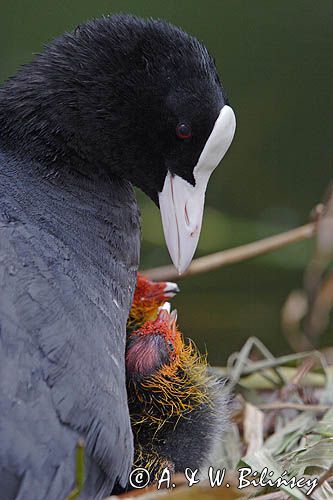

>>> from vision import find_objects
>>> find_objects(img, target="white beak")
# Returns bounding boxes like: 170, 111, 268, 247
158, 302, 171, 313
158, 105, 236, 274
163, 282, 180, 297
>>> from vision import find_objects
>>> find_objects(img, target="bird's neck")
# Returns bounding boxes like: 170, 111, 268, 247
0, 33, 123, 178
0, 149, 141, 313
0, 50, 142, 311
0, 74, 93, 175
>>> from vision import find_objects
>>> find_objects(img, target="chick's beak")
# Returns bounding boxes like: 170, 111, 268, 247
163, 281, 180, 298
157, 305, 178, 333
169, 309, 178, 333
159, 105, 236, 274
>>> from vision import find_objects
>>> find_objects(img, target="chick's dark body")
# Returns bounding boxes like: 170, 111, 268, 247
0, 13, 229, 499
129, 384, 228, 476
126, 313, 230, 487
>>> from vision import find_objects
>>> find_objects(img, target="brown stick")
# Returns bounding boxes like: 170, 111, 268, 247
257, 402, 330, 412
313, 465, 333, 492
144, 222, 316, 281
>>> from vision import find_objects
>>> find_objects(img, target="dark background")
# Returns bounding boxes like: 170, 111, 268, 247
1, 1, 332, 364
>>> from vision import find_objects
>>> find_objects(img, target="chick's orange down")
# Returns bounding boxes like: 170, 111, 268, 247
126, 308, 230, 483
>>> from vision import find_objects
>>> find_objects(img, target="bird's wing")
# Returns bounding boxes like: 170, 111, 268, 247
0, 154, 140, 499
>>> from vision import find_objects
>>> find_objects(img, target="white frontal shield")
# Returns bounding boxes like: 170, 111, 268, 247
159, 105, 236, 273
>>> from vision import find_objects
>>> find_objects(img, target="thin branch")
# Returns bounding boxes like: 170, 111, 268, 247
257, 402, 331, 412
313, 465, 333, 492
144, 222, 316, 281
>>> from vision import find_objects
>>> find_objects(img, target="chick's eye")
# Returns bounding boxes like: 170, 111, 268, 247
167, 340, 174, 351
176, 122, 192, 139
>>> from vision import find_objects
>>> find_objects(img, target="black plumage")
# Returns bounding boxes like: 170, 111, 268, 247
0, 15, 227, 202
0, 14, 232, 499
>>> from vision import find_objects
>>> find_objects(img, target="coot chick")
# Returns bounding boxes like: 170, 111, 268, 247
126, 308, 229, 484
127, 273, 179, 333
0, 14, 235, 499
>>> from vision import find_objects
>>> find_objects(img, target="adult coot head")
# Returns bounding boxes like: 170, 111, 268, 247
1, 14, 235, 273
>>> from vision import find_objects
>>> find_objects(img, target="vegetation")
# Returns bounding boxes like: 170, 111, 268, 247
108, 192, 333, 499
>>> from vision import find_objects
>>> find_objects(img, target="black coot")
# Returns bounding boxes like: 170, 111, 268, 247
0, 14, 235, 499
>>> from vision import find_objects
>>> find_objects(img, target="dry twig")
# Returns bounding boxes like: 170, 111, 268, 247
257, 402, 331, 412
144, 223, 316, 281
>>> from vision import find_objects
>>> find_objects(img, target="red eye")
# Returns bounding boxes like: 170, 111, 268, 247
176, 122, 192, 139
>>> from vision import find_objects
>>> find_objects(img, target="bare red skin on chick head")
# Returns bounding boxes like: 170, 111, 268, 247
126, 309, 180, 379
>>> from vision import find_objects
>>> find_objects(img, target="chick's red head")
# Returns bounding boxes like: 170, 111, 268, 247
126, 308, 181, 379
127, 273, 179, 332
126, 305, 210, 423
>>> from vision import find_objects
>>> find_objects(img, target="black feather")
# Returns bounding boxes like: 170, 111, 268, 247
0, 14, 229, 498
